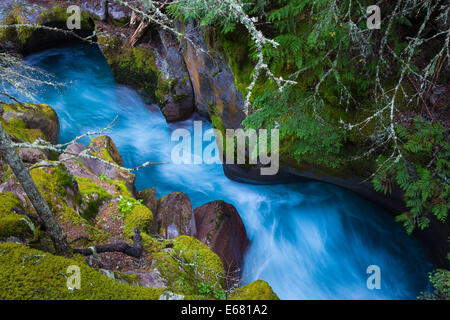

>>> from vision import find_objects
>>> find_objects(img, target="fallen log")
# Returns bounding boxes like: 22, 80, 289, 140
128, 20, 151, 47
74, 228, 143, 258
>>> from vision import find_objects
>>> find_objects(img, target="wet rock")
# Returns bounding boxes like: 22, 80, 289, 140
180, 22, 246, 129
136, 188, 157, 214
160, 101, 194, 123
194, 200, 249, 275
155, 192, 196, 239
154, 28, 195, 122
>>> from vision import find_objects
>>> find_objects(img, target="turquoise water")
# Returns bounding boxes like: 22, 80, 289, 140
23, 44, 432, 299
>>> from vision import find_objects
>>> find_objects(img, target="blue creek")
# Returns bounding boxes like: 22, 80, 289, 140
23, 43, 433, 300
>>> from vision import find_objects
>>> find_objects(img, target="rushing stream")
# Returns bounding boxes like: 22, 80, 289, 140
22, 43, 433, 299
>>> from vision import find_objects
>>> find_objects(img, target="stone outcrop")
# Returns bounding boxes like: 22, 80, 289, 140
153, 28, 195, 122
180, 22, 246, 129
60, 136, 135, 193
0, 3, 94, 54
194, 200, 249, 275
0, 103, 59, 144
154, 192, 196, 239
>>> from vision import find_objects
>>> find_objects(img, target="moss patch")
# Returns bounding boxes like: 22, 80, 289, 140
152, 235, 225, 298
0, 242, 164, 300
0, 192, 33, 240
123, 204, 153, 237
1, 117, 45, 143
0, 5, 93, 48
30, 167, 84, 226
97, 35, 160, 103
229, 280, 280, 300
1, 103, 58, 143
75, 177, 112, 220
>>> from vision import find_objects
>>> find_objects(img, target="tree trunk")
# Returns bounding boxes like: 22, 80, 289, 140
0, 123, 70, 255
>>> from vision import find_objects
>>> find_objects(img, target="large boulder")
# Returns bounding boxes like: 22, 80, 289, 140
0, 103, 59, 144
154, 28, 195, 122
154, 192, 196, 239
194, 200, 249, 276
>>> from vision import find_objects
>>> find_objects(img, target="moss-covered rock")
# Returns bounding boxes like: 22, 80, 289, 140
0, 192, 33, 240
123, 202, 153, 237
97, 35, 160, 103
89, 135, 124, 166
30, 166, 85, 226
0, 242, 164, 300
62, 137, 135, 195
75, 176, 112, 220
229, 280, 280, 300
0, 103, 59, 144
152, 235, 225, 298
0, 4, 94, 52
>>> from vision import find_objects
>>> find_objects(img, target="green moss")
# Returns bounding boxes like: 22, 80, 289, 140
1, 118, 45, 143
75, 177, 112, 220
0, 192, 33, 240
229, 280, 280, 300
218, 28, 269, 102
98, 35, 160, 103
39, 5, 91, 28
2, 164, 13, 183
0, 242, 164, 300
114, 271, 140, 285
123, 204, 153, 237
0, 5, 93, 47
88, 136, 121, 165
30, 168, 85, 225
0, 7, 34, 45
100, 174, 133, 198
1, 103, 57, 143
152, 235, 225, 298
112, 179, 133, 198
110, 17, 130, 28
